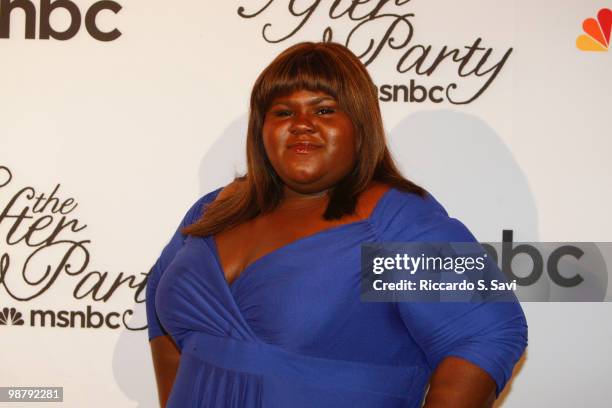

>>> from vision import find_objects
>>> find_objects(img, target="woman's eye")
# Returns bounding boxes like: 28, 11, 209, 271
316, 107, 335, 115
274, 110, 292, 117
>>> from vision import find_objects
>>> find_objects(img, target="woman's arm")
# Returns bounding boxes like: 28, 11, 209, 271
150, 335, 181, 408
391, 219, 527, 405
423, 356, 496, 408
145, 191, 222, 406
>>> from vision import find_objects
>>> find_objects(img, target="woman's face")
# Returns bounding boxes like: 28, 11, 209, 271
262, 89, 356, 195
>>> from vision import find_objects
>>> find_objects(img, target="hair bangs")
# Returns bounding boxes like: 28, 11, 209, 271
254, 49, 347, 112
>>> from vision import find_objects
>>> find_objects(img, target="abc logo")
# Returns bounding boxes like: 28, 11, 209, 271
0, 0, 121, 41
483, 231, 608, 301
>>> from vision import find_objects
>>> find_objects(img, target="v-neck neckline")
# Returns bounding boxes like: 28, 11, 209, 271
206, 188, 395, 292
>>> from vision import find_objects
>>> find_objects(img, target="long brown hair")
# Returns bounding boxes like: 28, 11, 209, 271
183, 42, 425, 236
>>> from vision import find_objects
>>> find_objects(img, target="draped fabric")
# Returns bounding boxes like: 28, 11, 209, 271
146, 188, 527, 407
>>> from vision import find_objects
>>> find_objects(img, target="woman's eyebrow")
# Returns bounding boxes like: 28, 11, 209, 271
306, 96, 336, 105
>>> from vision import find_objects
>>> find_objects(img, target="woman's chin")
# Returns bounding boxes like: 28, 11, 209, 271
282, 176, 333, 195
282, 168, 323, 185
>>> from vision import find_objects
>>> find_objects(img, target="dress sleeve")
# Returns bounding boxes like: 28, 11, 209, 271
378, 192, 528, 395
145, 190, 219, 341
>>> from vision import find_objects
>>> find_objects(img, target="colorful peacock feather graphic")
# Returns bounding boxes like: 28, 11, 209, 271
0, 307, 25, 325
577, 8, 612, 51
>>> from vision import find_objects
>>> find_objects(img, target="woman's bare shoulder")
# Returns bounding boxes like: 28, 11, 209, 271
355, 181, 393, 219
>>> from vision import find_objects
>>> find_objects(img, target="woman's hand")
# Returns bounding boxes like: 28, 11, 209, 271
423, 356, 496, 408
150, 335, 181, 407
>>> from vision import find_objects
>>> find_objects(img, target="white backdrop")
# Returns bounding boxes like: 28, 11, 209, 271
1, 1, 611, 407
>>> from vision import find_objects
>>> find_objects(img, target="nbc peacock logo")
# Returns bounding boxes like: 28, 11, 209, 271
0, 307, 25, 326
576, 8, 612, 51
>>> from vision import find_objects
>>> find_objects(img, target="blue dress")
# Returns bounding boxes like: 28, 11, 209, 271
146, 188, 527, 408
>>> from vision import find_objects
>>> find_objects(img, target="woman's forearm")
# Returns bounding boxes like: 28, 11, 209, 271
423, 356, 496, 408
150, 335, 181, 407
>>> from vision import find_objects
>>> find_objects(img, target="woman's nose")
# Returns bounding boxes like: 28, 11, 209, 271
289, 112, 315, 134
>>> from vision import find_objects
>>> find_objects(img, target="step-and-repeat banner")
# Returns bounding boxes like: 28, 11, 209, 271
1, 1, 611, 407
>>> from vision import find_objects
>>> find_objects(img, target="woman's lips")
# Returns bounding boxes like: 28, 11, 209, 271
287, 141, 323, 154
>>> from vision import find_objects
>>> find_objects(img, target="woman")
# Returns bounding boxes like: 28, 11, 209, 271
146, 42, 527, 407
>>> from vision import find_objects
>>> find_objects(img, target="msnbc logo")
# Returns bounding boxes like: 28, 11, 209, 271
0, 307, 24, 325
576, 8, 612, 51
